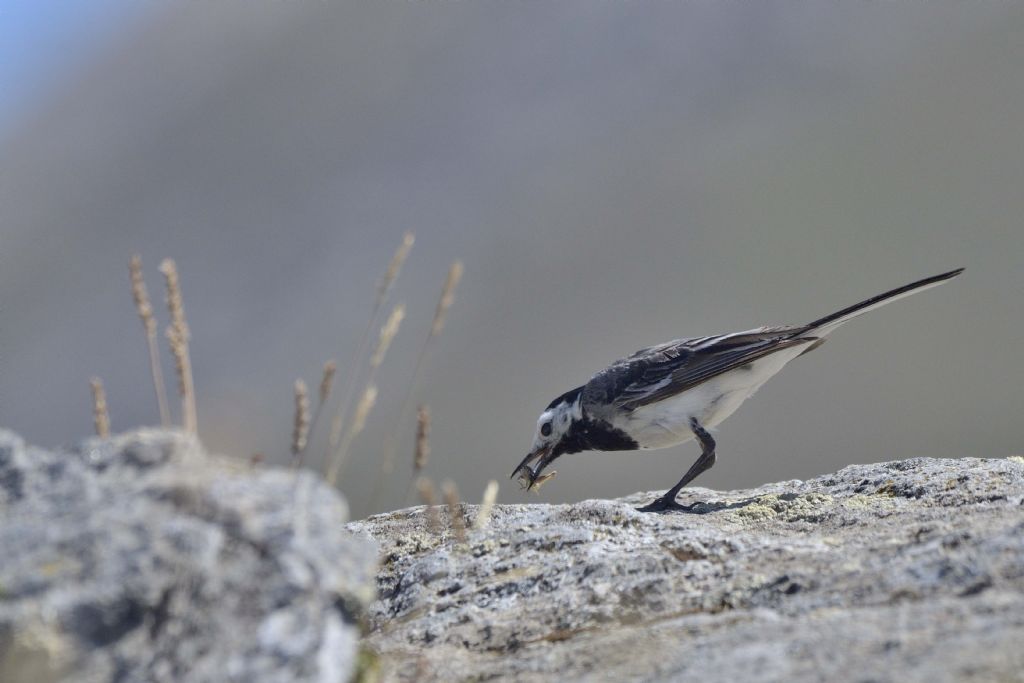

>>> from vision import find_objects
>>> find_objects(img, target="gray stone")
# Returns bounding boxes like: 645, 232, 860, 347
349, 457, 1024, 682
0, 429, 376, 683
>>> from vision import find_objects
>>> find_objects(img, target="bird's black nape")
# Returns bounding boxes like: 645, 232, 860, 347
547, 385, 583, 411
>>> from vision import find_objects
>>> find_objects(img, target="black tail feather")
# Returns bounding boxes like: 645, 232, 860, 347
802, 268, 964, 334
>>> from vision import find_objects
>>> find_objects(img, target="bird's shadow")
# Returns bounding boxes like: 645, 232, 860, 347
662, 495, 769, 515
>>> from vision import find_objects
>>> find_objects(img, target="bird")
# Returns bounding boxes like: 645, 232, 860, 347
511, 268, 964, 512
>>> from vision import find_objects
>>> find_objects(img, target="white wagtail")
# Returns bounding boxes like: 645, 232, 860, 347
511, 268, 964, 512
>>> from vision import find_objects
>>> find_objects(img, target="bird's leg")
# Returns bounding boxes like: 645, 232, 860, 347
636, 418, 717, 513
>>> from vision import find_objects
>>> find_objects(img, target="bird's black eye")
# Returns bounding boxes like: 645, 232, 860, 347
541, 421, 552, 437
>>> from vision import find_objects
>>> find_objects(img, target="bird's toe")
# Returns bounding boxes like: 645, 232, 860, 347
635, 497, 701, 514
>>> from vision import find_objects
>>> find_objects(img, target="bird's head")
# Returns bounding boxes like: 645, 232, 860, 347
511, 386, 583, 491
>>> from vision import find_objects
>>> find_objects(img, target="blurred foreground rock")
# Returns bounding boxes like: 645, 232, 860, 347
350, 457, 1024, 682
0, 430, 376, 683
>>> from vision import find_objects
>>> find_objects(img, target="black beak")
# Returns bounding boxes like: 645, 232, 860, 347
510, 445, 554, 491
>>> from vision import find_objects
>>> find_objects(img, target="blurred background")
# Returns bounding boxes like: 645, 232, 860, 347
1, 1, 1021, 518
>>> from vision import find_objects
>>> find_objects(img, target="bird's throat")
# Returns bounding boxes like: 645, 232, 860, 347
561, 417, 638, 454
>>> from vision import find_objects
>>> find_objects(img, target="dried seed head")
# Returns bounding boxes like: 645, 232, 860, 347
474, 480, 499, 530
370, 304, 405, 368
328, 413, 344, 450
159, 258, 196, 433
442, 479, 466, 543
319, 360, 337, 405
166, 329, 185, 381
90, 377, 110, 438
414, 404, 431, 472
416, 476, 436, 505
377, 231, 415, 307
129, 255, 155, 335
350, 383, 378, 437
431, 260, 464, 337
417, 477, 441, 534
292, 379, 310, 456
159, 259, 189, 341
130, 255, 171, 427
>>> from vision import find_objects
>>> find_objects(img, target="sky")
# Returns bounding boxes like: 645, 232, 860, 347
0, 0, 158, 135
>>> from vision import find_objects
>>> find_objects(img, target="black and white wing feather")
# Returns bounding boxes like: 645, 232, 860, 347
582, 328, 817, 412
579, 268, 963, 415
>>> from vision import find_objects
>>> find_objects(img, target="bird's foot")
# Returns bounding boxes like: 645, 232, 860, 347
635, 495, 701, 513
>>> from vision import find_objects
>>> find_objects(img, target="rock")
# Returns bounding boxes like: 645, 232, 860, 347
0, 430, 376, 683
348, 457, 1024, 682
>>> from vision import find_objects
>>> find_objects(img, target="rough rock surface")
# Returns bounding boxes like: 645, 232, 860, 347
349, 457, 1024, 682
0, 430, 376, 683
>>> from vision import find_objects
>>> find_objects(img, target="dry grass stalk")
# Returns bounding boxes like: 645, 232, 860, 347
290, 366, 335, 524
130, 256, 156, 334
397, 404, 432, 506
129, 255, 171, 427
370, 303, 405, 368
350, 383, 378, 437
442, 480, 466, 544
377, 260, 465, 497
325, 233, 414, 479
376, 231, 415, 308
90, 377, 110, 438
159, 259, 197, 433
290, 361, 336, 530
318, 360, 337, 405
292, 359, 337, 469
474, 480, 499, 530
416, 476, 441, 534
414, 404, 431, 472
291, 379, 310, 458
328, 413, 344, 450
431, 260, 464, 338
326, 382, 378, 486
330, 304, 403, 486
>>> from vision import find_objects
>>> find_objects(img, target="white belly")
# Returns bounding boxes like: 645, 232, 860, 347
615, 345, 808, 450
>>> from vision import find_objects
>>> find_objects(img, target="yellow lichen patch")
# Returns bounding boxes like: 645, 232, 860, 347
730, 492, 835, 524
36, 557, 82, 580
493, 565, 541, 581
842, 494, 870, 509
1007, 455, 1024, 465
875, 480, 897, 496
732, 496, 781, 522
842, 493, 894, 510
783, 493, 832, 520
352, 647, 381, 683
38, 561, 65, 578
2, 622, 72, 681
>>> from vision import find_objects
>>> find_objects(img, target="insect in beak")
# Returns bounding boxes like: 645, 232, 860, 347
510, 445, 555, 491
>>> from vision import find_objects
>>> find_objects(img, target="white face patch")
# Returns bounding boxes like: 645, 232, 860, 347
532, 398, 581, 451
534, 410, 557, 447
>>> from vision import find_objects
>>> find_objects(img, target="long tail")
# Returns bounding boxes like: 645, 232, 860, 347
801, 267, 964, 337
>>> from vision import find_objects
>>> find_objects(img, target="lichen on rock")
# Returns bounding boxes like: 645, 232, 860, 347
349, 457, 1024, 682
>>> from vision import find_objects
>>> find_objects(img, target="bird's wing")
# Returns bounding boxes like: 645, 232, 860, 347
583, 327, 815, 411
